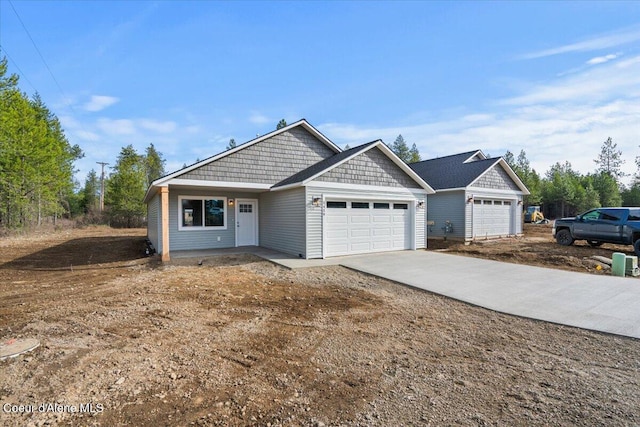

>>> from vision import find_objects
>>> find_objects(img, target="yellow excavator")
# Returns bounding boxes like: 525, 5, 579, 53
524, 206, 548, 223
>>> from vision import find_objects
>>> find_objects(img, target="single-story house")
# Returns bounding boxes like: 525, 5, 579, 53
145, 119, 435, 261
409, 150, 529, 241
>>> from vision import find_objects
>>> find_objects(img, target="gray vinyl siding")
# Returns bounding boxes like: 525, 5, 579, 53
168, 188, 260, 251
147, 193, 160, 253
306, 185, 427, 258
514, 197, 523, 234
306, 188, 324, 259
465, 192, 473, 240
177, 127, 335, 184
416, 197, 427, 249
316, 147, 421, 189
259, 188, 306, 257
426, 191, 466, 239
474, 165, 521, 191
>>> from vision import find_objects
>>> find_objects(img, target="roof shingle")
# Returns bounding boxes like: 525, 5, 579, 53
409, 150, 498, 190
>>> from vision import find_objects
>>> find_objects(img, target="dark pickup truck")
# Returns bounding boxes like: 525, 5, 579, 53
552, 207, 640, 256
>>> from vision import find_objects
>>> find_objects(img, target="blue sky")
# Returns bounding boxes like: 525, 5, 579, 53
2, 1, 640, 185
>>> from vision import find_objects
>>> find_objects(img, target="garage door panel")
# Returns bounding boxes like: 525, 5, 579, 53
392, 227, 406, 236
325, 200, 412, 257
473, 198, 512, 237
351, 215, 371, 224
372, 241, 392, 250
350, 242, 372, 252
372, 227, 392, 236
326, 215, 348, 224
373, 216, 392, 223
351, 229, 371, 238
326, 229, 348, 239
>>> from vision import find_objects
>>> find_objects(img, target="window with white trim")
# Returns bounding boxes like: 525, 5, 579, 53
179, 196, 227, 230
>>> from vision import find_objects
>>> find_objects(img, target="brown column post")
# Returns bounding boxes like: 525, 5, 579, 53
160, 187, 170, 262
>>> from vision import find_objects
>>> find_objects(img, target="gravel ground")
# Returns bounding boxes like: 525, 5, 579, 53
1, 227, 639, 426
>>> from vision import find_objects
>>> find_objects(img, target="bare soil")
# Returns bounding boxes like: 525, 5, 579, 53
428, 223, 640, 276
1, 226, 639, 426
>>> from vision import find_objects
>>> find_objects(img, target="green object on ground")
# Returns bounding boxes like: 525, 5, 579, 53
612, 252, 626, 277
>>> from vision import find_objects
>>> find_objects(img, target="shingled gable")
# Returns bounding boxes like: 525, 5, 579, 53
144, 119, 341, 202
271, 140, 434, 193
409, 150, 528, 194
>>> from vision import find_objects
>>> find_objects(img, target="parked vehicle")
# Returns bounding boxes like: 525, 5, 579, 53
552, 207, 640, 256
524, 206, 548, 224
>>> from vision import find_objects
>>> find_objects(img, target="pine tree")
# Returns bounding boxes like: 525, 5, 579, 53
145, 143, 166, 186
106, 145, 147, 227
409, 143, 421, 163
226, 138, 236, 150
0, 57, 82, 227
503, 150, 516, 169
391, 134, 411, 163
276, 119, 287, 130
82, 169, 100, 214
594, 137, 624, 181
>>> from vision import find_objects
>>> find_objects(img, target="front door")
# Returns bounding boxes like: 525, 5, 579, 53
236, 200, 258, 246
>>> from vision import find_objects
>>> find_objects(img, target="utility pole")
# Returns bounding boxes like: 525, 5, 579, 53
96, 162, 109, 212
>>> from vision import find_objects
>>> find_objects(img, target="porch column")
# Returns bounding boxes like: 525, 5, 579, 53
160, 186, 170, 262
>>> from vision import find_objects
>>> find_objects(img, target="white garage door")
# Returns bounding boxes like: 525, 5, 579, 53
472, 199, 513, 238
325, 201, 411, 257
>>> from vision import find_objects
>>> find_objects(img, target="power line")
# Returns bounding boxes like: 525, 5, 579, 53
7, 0, 76, 113
0, 44, 37, 93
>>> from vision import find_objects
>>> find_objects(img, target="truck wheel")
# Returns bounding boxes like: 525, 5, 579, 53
556, 229, 574, 246
634, 240, 640, 257
587, 240, 603, 247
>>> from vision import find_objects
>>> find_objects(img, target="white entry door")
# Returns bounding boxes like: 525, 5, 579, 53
236, 200, 258, 246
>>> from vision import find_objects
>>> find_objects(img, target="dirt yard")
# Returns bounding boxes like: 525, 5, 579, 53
428, 223, 640, 276
1, 226, 639, 426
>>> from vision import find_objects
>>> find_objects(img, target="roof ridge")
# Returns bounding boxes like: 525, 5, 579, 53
411, 149, 481, 164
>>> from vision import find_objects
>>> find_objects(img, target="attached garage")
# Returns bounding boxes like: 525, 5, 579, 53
409, 150, 529, 242
146, 119, 434, 261
325, 200, 412, 256
472, 198, 514, 238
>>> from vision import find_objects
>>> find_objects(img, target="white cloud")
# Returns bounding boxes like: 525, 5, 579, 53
320, 53, 640, 186
501, 54, 640, 106
138, 119, 177, 133
74, 130, 101, 141
249, 112, 270, 125
96, 118, 136, 135
586, 53, 619, 65
84, 95, 119, 112
519, 25, 640, 60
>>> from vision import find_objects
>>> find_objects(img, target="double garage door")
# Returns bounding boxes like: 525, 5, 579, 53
325, 200, 411, 257
472, 198, 513, 237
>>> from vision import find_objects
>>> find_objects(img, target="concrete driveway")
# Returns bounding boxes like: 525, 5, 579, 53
338, 251, 640, 340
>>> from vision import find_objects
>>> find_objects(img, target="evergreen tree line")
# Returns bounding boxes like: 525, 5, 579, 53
2, 57, 638, 229
505, 137, 640, 219
0, 58, 166, 229
0, 58, 82, 228
74, 143, 166, 227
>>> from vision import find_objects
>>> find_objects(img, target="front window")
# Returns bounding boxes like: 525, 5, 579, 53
179, 196, 226, 229
581, 210, 600, 221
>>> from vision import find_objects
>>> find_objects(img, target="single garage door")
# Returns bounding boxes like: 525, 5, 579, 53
472, 199, 513, 238
325, 201, 411, 257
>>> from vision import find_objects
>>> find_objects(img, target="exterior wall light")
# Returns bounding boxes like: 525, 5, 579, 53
228, 199, 235, 206
467, 196, 474, 203
417, 201, 425, 209
312, 197, 321, 207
